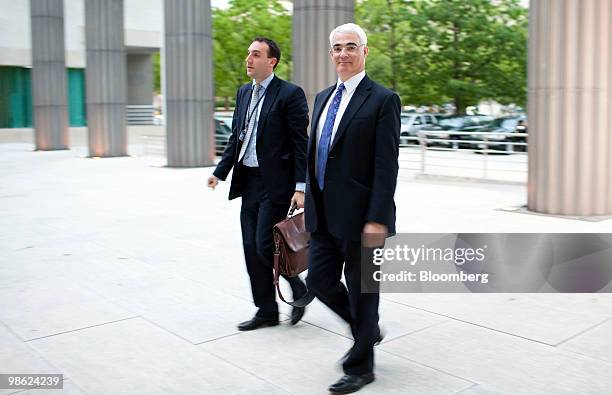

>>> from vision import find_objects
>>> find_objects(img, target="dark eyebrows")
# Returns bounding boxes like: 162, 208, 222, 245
332, 42, 359, 47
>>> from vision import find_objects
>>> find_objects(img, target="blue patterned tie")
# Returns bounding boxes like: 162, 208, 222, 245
316, 83, 345, 190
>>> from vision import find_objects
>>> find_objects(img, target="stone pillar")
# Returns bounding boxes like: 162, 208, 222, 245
127, 54, 154, 105
293, 0, 354, 109
528, 0, 612, 216
164, 0, 215, 167
30, 0, 69, 150
84, 0, 127, 157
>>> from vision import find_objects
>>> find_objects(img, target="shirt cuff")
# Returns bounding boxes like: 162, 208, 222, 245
295, 182, 305, 192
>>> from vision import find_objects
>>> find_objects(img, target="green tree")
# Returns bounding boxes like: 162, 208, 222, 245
357, 0, 527, 113
356, 0, 413, 92
412, 0, 527, 113
153, 52, 161, 94
212, 0, 292, 104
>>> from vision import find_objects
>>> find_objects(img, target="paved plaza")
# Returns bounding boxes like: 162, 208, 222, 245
1, 128, 611, 394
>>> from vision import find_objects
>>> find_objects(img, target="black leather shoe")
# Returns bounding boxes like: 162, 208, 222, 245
290, 306, 305, 325
338, 326, 385, 365
375, 327, 385, 345
328, 373, 375, 394
237, 315, 279, 331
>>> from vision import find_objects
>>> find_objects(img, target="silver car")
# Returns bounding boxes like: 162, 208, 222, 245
400, 113, 438, 145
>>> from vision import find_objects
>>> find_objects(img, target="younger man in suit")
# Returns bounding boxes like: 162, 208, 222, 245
208, 37, 309, 331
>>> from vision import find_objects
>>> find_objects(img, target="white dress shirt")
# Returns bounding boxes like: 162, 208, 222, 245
242, 72, 274, 167
316, 70, 367, 147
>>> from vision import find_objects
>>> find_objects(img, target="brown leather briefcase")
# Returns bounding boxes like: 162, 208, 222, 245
273, 205, 314, 307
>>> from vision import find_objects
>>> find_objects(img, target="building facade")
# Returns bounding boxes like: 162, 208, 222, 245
0, 0, 162, 128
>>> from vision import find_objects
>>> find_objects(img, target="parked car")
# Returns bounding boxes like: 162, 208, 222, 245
420, 115, 494, 148
514, 119, 528, 152
214, 112, 233, 129
400, 113, 438, 145
468, 115, 528, 153
214, 119, 232, 155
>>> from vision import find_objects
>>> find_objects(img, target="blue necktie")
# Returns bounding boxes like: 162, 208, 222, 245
316, 83, 345, 190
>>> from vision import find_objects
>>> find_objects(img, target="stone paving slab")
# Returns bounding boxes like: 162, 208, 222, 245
11, 381, 87, 395
70, 266, 256, 344
0, 325, 64, 395
301, 298, 449, 344
558, 319, 612, 363
518, 293, 612, 319
383, 293, 610, 345
455, 384, 506, 395
200, 322, 475, 395
1, 142, 612, 394
28, 318, 269, 395
379, 320, 612, 395
0, 276, 136, 341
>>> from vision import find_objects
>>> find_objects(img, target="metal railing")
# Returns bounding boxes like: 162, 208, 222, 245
399, 130, 528, 183
142, 134, 229, 157
142, 135, 165, 156
144, 129, 527, 183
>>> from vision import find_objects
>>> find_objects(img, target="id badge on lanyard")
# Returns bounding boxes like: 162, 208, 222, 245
239, 88, 266, 142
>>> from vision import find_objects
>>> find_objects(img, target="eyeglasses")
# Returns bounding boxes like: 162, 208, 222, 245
330, 44, 364, 54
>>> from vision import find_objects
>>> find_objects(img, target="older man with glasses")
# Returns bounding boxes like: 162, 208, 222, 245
303, 23, 401, 394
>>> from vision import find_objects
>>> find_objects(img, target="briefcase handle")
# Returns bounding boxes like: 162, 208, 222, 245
287, 202, 298, 218
274, 202, 313, 307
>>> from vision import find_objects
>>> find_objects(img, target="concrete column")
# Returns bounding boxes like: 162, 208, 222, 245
528, 0, 612, 215
293, 0, 354, 108
30, 0, 69, 150
84, 0, 127, 157
164, 0, 215, 167
127, 54, 153, 105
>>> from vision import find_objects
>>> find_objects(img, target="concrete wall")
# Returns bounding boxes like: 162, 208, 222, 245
0, 0, 162, 68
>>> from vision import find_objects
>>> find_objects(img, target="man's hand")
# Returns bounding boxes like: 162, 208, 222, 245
207, 175, 219, 190
290, 191, 305, 209
362, 222, 388, 248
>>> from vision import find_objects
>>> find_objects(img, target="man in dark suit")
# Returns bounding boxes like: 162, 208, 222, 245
304, 23, 400, 394
208, 37, 309, 331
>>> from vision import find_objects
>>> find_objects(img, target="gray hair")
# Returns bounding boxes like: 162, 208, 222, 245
329, 23, 368, 47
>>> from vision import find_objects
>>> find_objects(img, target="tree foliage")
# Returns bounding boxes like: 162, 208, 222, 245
357, 0, 527, 113
212, 0, 292, 98
158, 0, 528, 113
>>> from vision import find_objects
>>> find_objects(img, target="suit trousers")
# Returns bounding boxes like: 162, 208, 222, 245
239, 165, 307, 317
306, 192, 380, 375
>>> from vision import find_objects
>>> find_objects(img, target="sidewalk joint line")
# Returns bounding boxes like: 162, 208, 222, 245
24, 316, 139, 342
554, 317, 611, 347
378, 347, 479, 386
299, 320, 352, 341
454, 383, 481, 394
135, 315, 202, 346
197, 348, 294, 394
194, 331, 244, 345
379, 320, 451, 345
384, 298, 557, 346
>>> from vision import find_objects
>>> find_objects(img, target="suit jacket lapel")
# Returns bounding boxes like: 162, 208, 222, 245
308, 85, 335, 159
234, 85, 252, 158
255, 76, 280, 141
329, 75, 373, 152
239, 85, 253, 131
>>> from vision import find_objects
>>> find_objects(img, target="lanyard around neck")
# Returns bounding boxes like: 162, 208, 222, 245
244, 86, 267, 128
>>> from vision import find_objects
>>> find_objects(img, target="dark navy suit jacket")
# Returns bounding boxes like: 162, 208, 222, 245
213, 76, 309, 205
304, 75, 401, 241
